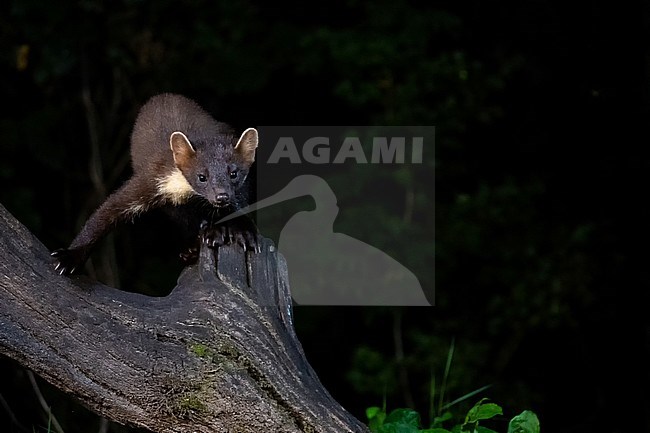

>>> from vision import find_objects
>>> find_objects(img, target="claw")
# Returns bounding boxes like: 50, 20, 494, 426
200, 216, 258, 253
50, 247, 86, 276
200, 220, 209, 231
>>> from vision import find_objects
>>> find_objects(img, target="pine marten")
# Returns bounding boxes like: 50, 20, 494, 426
52, 93, 259, 275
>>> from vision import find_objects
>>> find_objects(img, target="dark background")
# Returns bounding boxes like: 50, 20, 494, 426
1, 1, 649, 432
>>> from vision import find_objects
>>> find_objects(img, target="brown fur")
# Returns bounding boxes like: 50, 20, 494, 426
52, 93, 258, 275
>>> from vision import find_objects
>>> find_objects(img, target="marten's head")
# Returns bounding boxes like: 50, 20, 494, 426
168, 128, 258, 209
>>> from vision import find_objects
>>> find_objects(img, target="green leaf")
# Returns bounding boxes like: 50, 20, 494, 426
421, 429, 452, 433
370, 417, 386, 432
386, 409, 421, 427
441, 385, 493, 411
476, 427, 499, 433
465, 399, 503, 423
368, 406, 387, 432
378, 422, 420, 433
507, 410, 540, 433
432, 411, 452, 427
438, 338, 455, 414
367, 406, 383, 420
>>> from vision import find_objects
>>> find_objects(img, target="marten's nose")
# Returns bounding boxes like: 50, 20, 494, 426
215, 193, 230, 206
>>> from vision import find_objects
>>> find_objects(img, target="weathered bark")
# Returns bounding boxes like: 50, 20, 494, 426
0, 203, 369, 433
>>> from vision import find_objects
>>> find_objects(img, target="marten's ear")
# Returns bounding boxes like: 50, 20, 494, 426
170, 131, 195, 168
234, 128, 258, 166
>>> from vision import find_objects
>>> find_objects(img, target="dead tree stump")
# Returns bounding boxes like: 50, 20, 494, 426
0, 203, 369, 432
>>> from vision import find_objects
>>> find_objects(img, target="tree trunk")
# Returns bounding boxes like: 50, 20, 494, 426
0, 203, 368, 433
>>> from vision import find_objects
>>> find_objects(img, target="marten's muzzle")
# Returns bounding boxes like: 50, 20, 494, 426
214, 192, 230, 208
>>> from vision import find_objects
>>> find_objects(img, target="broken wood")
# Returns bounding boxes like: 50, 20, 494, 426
0, 203, 368, 432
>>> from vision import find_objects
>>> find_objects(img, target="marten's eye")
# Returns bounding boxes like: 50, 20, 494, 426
229, 168, 239, 180
197, 174, 207, 183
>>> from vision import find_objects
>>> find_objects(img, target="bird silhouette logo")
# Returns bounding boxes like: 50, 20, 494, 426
220, 175, 430, 306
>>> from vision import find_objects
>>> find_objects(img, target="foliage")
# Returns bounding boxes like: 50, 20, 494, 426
367, 399, 539, 433
507, 411, 540, 433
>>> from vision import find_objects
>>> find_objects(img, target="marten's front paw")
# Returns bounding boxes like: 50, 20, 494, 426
201, 218, 260, 253
230, 226, 259, 253
51, 248, 86, 275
